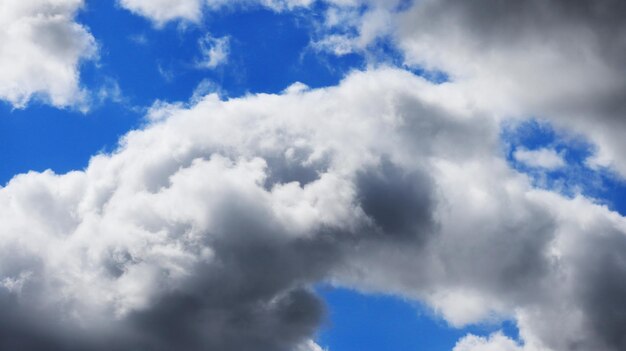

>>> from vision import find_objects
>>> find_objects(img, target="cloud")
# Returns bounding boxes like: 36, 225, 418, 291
116, 0, 315, 26
513, 148, 566, 171
113, 0, 626, 183
453, 332, 524, 351
279, 0, 626, 179
196, 34, 230, 69
116, 0, 204, 26
1, 68, 626, 350
308, 1, 403, 56
0, 0, 97, 108
390, 0, 626, 177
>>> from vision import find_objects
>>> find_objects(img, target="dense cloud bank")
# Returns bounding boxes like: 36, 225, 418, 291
1, 68, 626, 350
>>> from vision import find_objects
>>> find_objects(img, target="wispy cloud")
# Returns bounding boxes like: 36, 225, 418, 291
196, 34, 230, 69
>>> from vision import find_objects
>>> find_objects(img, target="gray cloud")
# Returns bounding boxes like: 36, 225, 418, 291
393, 0, 626, 176
355, 158, 436, 241
570, 227, 626, 351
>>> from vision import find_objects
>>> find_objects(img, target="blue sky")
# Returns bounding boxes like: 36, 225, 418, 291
2, 1, 626, 351
317, 287, 520, 351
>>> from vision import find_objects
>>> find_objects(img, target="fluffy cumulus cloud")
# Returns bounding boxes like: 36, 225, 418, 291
2, 67, 626, 351
0, 0, 96, 108
116, 0, 205, 25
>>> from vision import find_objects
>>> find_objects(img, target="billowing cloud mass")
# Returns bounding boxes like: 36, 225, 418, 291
2, 67, 626, 351
3, 0, 626, 351
0, 0, 96, 108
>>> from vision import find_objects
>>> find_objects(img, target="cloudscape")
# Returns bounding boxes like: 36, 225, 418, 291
1, 1, 626, 350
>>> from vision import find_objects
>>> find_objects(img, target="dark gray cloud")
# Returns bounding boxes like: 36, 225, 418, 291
573, 228, 626, 351
356, 157, 436, 241
0, 211, 338, 351
263, 147, 330, 189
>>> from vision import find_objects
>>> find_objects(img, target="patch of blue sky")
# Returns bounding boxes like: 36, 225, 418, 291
0, 100, 141, 186
502, 118, 626, 216
407, 65, 450, 85
79, 1, 366, 101
316, 286, 520, 351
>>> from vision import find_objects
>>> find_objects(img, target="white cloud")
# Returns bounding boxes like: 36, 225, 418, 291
513, 148, 566, 171
453, 332, 524, 351
196, 34, 230, 69
311, 34, 357, 56
117, 0, 315, 25
117, 0, 204, 26
308, 1, 403, 56
0, 0, 96, 108
427, 289, 505, 328
296, 340, 327, 351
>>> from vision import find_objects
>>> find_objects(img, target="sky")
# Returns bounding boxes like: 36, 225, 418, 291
1, 1, 626, 350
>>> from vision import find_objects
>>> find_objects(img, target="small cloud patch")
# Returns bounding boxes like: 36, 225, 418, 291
196, 34, 230, 69
513, 147, 565, 171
